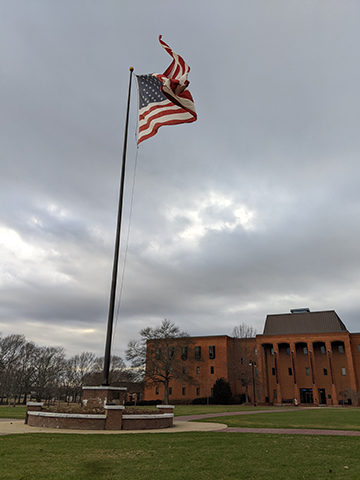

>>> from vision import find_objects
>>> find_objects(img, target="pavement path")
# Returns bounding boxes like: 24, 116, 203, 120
0, 417, 225, 435
174, 408, 302, 422
1, 408, 359, 436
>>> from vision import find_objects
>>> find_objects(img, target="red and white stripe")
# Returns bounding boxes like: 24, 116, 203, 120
159, 35, 191, 81
137, 37, 197, 145
138, 98, 195, 144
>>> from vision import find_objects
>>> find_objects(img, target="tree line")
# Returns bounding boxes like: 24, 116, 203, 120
1, 320, 257, 406
0, 333, 138, 405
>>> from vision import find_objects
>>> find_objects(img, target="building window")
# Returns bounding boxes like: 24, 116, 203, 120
155, 387, 159, 395
338, 345, 344, 354
341, 367, 346, 376
196, 387, 200, 396
210, 366, 214, 374
182, 387, 186, 395
195, 346, 201, 360
182, 367, 186, 375
270, 348, 274, 355
273, 389, 277, 399
168, 347, 175, 360
303, 347, 308, 355
241, 357, 244, 365
358, 345, 360, 353
254, 348, 258, 356
272, 367, 276, 376
256, 368, 259, 376
320, 346, 326, 354
209, 345, 216, 359
155, 348, 161, 360
305, 367, 310, 376
323, 368, 328, 376
181, 346, 188, 360
196, 366, 200, 374
169, 387, 172, 395
286, 347, 290, 355
288, 367, 292, 376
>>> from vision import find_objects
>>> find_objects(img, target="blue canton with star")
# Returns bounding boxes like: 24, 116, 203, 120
137, 75, 167, 108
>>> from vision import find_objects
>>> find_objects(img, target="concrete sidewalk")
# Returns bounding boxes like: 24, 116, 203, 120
174, 409, 288, 422
0, 418, 226, 436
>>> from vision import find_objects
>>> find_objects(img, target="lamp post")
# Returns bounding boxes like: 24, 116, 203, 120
249, 360, 257, 407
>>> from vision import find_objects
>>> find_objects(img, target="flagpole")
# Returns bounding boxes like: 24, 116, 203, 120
102, 66, 134, 386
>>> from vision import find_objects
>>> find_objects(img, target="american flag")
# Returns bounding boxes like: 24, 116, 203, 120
136, 36, 197, 145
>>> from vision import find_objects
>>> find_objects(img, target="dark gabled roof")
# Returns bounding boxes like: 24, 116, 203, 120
263, 310, 348, 336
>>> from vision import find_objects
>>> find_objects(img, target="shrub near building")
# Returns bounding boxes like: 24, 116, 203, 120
212, 378, 232, 405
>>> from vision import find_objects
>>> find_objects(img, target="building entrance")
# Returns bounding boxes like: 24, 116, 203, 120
300, 388, 313, 404
318, 388, 326, 405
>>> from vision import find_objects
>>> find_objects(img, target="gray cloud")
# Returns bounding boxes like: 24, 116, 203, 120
1, 0, 360, 358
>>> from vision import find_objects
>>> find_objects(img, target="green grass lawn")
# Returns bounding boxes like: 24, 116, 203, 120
0, 432, 359, 479
198, 408, 360, 431
0, 405, 27, 419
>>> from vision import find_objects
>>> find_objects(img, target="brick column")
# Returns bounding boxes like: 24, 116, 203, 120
344, 337, 358, 392
25, 402, 43, 424
82, 386, 127, 407
326, 341, 338, 405
104, 405, 124, 430
260, 344, 270, 403
274, 346, 282, 404
309, 346, 318, 406
156, 405, 174, 414
290, 343, 299, 405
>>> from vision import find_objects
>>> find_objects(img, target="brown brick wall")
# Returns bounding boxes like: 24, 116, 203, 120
350, 334, 360, 390
27, 413, 106, 430
144, 329, 360, 406
145, 336, 232, 402
26, 407, 173, 431
104, 407, 124, 430
257, 331, 359, 405
122, 415, 173, 430
156, 406, 174, 414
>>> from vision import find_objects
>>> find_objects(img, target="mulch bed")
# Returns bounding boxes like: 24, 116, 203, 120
44, 406, 160, 415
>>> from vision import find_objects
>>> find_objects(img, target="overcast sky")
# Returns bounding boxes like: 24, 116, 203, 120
1, 0, 360, 360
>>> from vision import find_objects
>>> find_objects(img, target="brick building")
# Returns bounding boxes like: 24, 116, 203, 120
144, 309, 360, 406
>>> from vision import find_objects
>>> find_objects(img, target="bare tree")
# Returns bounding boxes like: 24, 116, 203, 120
232, 323, 257, 338
14, 341, 38, 404
62, 357, 77, 404
228, 324, 257, 404
79, 355, 135, 387
228, 339, 254, 403
340, 387, 360, 406
0, 334, 26, 404
0, 333, 140, 405
126, 319, 197, 404
70, 351, 97, 402
33, 346, 66, 403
